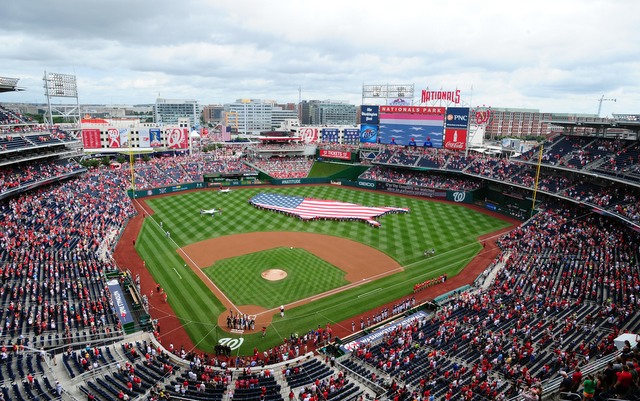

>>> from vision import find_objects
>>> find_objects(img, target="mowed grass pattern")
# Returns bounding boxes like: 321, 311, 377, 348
204, 248, 348, 308
144, 186, 502, 266
136, 185, 511, 353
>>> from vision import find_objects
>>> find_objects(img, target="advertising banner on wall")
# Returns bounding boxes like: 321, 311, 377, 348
319, 149, 351, 160
106, 279, 134, 326
138, 128, 150, 148
298, 127, 319, 143
81, 129, 102, 149
119, 128, 129, 148
343, 128, 359, 144
445, 107, 470, 129
341, 311, 428, 352
107, 128, 121, 148
166, 128, 188, 149
359, 124, 378, 143
443, 128, 467, 151
377, 181, 447, 198
378, 106, 445, 147
321, 128, 339, 143
150, 128, 162, 147
360, 105, 379, 124
387, 98, 412, 106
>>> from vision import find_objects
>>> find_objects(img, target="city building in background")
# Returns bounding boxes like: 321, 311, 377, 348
271, 106, 298, 130
202, 104, 225, 125
154, 98, 200, 127
224, 99, 273, 134
298, 100, 357, 125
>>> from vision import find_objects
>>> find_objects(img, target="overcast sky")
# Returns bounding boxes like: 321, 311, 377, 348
1, 0, 639, 116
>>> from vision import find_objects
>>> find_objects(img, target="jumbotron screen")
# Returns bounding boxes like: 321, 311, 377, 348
379, 106, 445, 147
359, 105, 469, 150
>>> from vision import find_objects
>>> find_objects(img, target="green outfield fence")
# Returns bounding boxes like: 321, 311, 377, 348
126, 178, 476, 203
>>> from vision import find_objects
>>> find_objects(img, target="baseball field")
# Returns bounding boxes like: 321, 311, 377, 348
133, 185, 511, 354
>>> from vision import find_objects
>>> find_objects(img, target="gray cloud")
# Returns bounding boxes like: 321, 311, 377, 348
1, 0, 639, 115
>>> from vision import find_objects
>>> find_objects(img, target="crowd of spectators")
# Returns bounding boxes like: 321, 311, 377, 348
317, 143, 361, 152
254, 142, 307, 152
0, 166, 136, 357
343, 201, 640, 401
360, 166, 483, 192
365, 146, 640, 226
0, 160, 83, 194
0, 105, 37, 127
123, 153, 257, 190
251, 156, 313, 179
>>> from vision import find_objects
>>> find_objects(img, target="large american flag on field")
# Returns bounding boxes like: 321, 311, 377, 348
249, 193, 409, 226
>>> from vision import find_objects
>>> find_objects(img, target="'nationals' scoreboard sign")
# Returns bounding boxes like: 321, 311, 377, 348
421, 88, 461, 104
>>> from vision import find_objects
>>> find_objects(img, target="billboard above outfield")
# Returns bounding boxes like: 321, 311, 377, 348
359, 124, 378, 143
318, 149, 352, 160
343, 128, 359, 144
321, 128, 339, 143
81, 128, 101, 149
443, 107, 470, 150
358, 105, 469, 150
378, 106, 445, 147
360, 105, 379, 124
80, 121, 190, 151
293, 126, 359, 144
445, 107, 470, 129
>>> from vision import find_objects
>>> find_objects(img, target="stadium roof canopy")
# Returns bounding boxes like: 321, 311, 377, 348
0, 76, 25, 93
548, 119, 640, 133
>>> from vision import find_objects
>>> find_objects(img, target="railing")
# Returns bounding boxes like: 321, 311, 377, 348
336, 358, 385, 396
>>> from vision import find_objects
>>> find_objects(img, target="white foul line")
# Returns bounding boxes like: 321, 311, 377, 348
357, 288, 382, 298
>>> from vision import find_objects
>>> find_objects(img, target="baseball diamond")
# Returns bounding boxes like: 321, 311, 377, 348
126, 185, 512, 354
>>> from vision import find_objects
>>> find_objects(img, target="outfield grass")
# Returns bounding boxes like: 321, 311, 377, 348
307, 162, 352, 178
135, 185, 510, 354
203, 247, 348, 308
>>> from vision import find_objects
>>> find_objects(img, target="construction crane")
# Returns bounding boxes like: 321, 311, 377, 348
597, 95, 616, 117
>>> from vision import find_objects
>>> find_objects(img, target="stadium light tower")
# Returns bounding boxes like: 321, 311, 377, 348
597, 95, 616, 117
362, 84, 415, 105
43, 71, 81, 128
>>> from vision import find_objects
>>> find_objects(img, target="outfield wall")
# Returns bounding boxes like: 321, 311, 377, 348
127, 181, 205, 198
126, 178, 475, 204
340, 179, 475, 204
271, 177, 330, 185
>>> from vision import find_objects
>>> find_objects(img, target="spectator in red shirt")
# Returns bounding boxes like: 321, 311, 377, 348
615, 365, 633, 396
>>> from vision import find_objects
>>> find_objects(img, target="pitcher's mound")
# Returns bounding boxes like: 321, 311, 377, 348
261, 269, 287, 281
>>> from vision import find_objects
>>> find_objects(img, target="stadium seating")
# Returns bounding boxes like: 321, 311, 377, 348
1, 126, 640, 401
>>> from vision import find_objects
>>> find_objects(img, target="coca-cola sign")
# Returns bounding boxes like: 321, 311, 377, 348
443, 128, 466, 151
